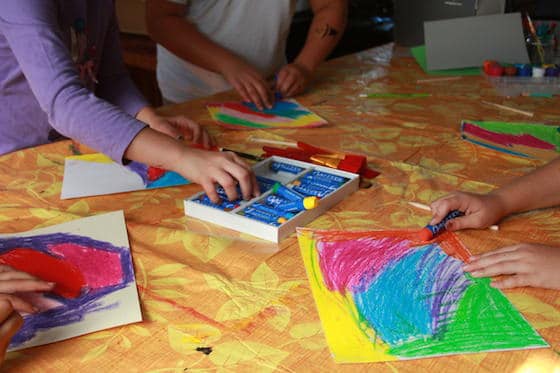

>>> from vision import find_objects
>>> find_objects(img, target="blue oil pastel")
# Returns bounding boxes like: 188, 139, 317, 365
353, 244, 470, 346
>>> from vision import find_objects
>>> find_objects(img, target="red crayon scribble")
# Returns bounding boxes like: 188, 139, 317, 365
147, 167, 166, 181
137, 285, 225, 329
0, 249, 85, 298
463, 122, 555, 150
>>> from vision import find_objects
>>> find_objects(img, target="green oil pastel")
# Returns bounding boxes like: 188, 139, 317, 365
390, 276, 548, 357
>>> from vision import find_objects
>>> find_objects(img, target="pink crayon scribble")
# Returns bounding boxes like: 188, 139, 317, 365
318, 237, 412, 293
49, 243, 124, 290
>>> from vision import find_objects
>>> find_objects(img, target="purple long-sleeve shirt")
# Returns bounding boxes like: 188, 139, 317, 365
0, 0, 148, 162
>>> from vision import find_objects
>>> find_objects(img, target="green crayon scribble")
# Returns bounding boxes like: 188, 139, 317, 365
390, 277, 547, 357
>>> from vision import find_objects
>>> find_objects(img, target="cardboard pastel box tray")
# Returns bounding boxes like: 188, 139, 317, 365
184, 156, 359, 242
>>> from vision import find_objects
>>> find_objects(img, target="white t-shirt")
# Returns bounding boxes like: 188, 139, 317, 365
157, 0, 297, 103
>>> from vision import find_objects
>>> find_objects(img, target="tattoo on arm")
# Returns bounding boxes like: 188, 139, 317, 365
315, 24, 339, 39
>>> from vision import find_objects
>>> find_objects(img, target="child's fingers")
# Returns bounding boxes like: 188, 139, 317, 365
278, 73, 296, 97
0, 301, 14, 322
214, 172, 239, 201
0, 295, 35, 314
244, 83, 266, 111
231, 81, 254, 108
469, 259, 523, 278
0, 279, 55, 294
491, 275, 530, 289
249, 78, 272, 109
0, 270, 44, 282
445, 215, 483, 231
475, 244, 523, 258
201, 181, 220, 204
0, 301, 22, 361
464, 249, 522, 271
228, 157, 258, 200
201, 131, 215, 148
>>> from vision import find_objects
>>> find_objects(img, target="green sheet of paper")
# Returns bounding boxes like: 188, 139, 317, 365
411, 46, 481, 76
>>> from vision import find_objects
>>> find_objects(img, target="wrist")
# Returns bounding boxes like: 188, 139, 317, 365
136, 106, 159, 126
292, 58, 315, 76
488, 190, 514, 220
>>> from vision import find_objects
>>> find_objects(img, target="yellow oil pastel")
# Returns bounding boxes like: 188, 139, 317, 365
298, 230, 395, 363
67, 153, 113, 163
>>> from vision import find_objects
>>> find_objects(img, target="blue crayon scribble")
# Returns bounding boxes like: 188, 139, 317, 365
243, 100, 310, 119
353, 245, 470, 346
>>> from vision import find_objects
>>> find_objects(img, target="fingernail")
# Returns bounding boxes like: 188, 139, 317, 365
471, 271, 481, 277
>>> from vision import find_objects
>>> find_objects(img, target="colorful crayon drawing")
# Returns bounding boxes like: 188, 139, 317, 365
461, 120, 560, 160
0, 211, 141, 351
61, 153, 189, 199
297, 228, 548, 363
206, 99, 327, 129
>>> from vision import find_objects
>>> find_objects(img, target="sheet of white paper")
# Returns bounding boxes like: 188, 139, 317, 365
0, 211, 142, 351
425, 12, 530, 70
61, 158, 145, 199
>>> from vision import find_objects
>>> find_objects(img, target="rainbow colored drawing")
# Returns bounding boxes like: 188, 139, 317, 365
206, 99, 327, 129
297, 229, 547, 363
461, 120, 560, 160
61, 153, 189, 199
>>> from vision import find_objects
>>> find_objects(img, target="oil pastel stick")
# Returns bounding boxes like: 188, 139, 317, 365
264, 194, 317, 212
293, 184, 332, 198
250, 203, 295, 219
303, 170, 347, 185
272, 183, 306, 201
242, 207, 284, 225
418, 210, 464, 241
271, 162, 304, 174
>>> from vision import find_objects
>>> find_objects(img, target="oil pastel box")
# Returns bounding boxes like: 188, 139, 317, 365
184, 156, 360, 242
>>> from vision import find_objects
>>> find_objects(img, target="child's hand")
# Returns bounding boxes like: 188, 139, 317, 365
276, 62, 311, 98
177, 147, 260, 203
464, 244, 560, 289
221, 58, 274, 111
137, 107, 214, 147
0, 300, 23, 363
429, 191, 507, 231
0, 265, 55, 314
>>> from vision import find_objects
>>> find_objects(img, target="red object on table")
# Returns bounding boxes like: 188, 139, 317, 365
261, 141, 380, 179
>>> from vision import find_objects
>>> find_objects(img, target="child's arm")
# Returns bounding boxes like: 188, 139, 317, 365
146, 0, 273, 110
428, 158, 560, 290
0, 2, 147, 164
276, 0, 348, 97
430, 157, 560, 230
0, 2, 257, 201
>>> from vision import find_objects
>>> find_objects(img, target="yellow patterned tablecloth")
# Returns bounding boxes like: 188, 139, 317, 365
1, 44, 560, 372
